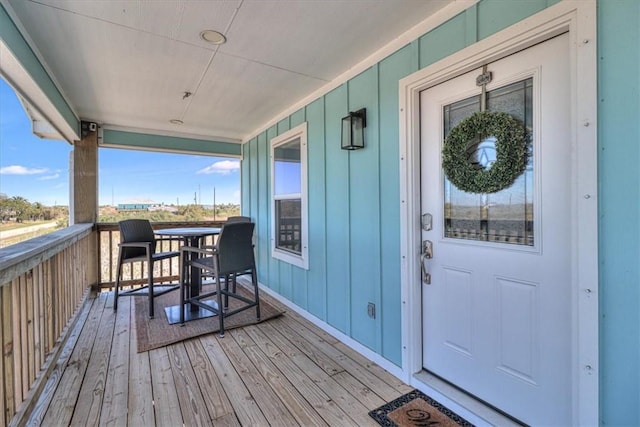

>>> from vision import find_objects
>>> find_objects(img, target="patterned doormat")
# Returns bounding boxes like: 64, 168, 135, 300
369, 389, 474, 427
134, 283, 283, 352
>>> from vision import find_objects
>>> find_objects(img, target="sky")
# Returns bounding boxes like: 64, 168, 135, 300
0, 78, 240, 207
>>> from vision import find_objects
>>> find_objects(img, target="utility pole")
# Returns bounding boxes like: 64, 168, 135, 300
213, 187, 216, 221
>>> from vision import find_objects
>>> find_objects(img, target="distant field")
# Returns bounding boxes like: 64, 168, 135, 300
0, 220, 52, 231
0, 221, 61, 248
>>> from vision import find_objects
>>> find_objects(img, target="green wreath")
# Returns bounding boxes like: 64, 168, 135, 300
442, 110, 528, 194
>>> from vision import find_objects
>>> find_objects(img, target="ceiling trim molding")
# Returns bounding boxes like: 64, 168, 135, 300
100, 124, 241, 145
100, 128, 242, 158
244, 0, 478, 142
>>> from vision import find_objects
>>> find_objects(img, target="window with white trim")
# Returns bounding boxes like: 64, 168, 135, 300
270, 123, 308, 269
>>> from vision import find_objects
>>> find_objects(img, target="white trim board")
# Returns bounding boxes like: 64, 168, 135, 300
398, 1, 598, 425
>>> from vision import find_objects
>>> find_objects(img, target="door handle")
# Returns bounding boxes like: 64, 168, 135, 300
421, 252, 431, 285
421, 240, 433, 284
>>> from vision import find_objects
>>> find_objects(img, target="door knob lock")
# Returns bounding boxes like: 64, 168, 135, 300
421, 213, 433, 231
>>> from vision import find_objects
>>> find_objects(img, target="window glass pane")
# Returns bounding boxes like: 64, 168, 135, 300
275, 199, 301, 254
274, 138, 301, 195
270, 122, 307, 269
444, 95, 481, 135
444, 78, 534, 246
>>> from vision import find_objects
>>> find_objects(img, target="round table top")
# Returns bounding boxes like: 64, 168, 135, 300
155, 227, 221, 237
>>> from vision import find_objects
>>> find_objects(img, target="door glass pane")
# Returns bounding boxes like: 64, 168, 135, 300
443, 78, 533, 246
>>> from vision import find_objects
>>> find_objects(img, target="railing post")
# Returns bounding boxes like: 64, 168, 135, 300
70, 125, 99, 288
70, 126, 98, 225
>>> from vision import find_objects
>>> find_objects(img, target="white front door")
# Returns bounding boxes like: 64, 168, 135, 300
420, 34, 572, 425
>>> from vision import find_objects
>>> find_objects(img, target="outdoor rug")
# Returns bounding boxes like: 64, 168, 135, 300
369, 389, 474, 427
134, 284, 284, 353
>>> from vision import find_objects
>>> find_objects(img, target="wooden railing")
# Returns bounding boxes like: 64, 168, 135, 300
0, 221, 228, 425
0, 224, 95, 426
96, 221, 225, 289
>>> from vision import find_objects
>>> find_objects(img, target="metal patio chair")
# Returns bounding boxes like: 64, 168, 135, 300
179, 221, 261, 336
226, 215, 251, 223
114, 219, 180, 318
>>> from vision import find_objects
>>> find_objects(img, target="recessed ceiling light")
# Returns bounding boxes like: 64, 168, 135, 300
200, 30, 226, 45
169, 119, 183, 125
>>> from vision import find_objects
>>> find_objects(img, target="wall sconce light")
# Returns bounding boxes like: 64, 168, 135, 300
341, 108, 366, 150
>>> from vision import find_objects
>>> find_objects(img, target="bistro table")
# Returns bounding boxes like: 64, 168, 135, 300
155, 227, 221, 324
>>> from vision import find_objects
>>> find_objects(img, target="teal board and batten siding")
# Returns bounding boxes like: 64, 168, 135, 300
241, 0, 561, 368
243, 58, 417, 360
240, 1, 638, 424
598, 1, 640, 425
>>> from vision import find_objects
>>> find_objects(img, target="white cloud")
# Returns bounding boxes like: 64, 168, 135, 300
197, 160, 240, 175
38, 173, 60, 181
0, 165, 48, 175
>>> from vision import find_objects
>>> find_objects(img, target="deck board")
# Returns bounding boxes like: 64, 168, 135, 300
69, 293, 116, 427
200, 335, 268, 426
25, 291, 95, 426
127, 299, 155, 427
100, 296, 131, 427
217, 329, 300, 425
148, 348, 182, 427
41, 294, 107, 426
167, 343, 211, 426
25, 291, 412, 426
230, 328, 331, 426
183, 339, 235, 421
248, 323, 377, 426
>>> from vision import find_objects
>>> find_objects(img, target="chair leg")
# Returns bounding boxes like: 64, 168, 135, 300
113, 251, 124, 311
148, 260, 154, 318
217, 275, 225, 337
252, 268, 261, 321
179, 254, 186, 325
223, 275, 230, 311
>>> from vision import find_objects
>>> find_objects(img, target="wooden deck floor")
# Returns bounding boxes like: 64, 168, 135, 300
25, 290, 413, 426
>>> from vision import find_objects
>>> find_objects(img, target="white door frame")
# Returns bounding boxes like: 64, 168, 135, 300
398, 1, 598, 424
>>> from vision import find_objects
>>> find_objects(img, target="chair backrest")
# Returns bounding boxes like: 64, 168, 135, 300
216, 221, 255, 275
226, 215, 251, 223
119, 219, 155, 259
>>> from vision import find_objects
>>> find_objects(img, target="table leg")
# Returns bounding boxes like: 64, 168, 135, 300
165, 234, 216, 324
188, 236, 202, 312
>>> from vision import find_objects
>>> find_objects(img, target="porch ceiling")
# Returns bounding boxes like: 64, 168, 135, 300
5, 0, 455, 144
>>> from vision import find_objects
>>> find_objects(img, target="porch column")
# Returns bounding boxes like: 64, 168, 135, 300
70, 128, 98, 224
70, 126, 99, 288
